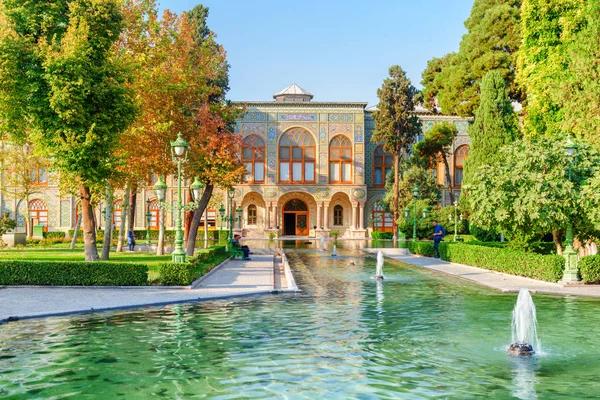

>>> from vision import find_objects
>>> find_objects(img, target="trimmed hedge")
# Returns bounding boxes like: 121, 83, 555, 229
158, 246, 228, 285
0, 261, 148, 286
580, 255, 600, 284
408, 241, 436, 257
439, 242, 564, 283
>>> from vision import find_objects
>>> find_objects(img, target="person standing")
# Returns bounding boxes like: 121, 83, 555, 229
432, 220, 446, 258
127, 230, 136, 252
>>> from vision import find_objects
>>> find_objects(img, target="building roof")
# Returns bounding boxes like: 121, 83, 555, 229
273, 83, 314, 100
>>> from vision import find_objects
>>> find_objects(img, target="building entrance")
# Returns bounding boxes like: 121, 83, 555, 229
283, 199, 309, 236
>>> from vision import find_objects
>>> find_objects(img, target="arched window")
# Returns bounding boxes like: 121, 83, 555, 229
333, 205, 343, 226
279, 128, 315, 183
329, 135, 352, 183
372, 201, 393, 232
247, 204, 257, 225
148, 199, 160, 229
373, 146, 393, 187
242, 135, 265, 183
113, 199, 123, 226
28, 199, 48, 228
454, 145, 469, 186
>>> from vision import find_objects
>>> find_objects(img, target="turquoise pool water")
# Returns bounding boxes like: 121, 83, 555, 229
1, 250, 600, 399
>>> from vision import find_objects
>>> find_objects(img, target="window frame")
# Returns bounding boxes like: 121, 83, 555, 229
242, 135, 266, 184
247, 204, 258, 225
373, 145, 393, 187
329, 135, 352, 184
278, 128, 316, 184
333, 205, 344, 226
453, 145, 469, 187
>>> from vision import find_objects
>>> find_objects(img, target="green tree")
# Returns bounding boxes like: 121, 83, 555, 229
372, 65, 422, 241
465, 138, 600, 252
0, 0, 136, 261
413, 122, 457, 204
561, 1, 600, 148
516, 0, 586, 138
462, 70, 519, 191
421, 0, 522, 116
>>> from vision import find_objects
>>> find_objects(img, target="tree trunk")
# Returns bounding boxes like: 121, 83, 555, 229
128, 184, 137, 233
393, 152, 399, 242
552, 229, 563, 255
70, 213, 81, 249
204, 211, 209, 249
79, 184, 99, 262
101, 184, 113, 260
156, 207, 165, 256
116, 182, 130, 252
184, 191, 193, 241
442, 155, 455, 204
185, 184, 214, 256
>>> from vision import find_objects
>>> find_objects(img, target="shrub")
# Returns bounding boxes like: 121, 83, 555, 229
0, 261, 148, 286
469, 225, 500, 242
158, 246, 228, 285
268, 232, 277, 240
43, 231, 66, 240
408, 241, 435, 257
159, 262, 196, 286
371, 231, 393, 240
330, 230, 340, 239
439, 242, 564, 282
579, 255, 600, 284
0, 215, 17, 235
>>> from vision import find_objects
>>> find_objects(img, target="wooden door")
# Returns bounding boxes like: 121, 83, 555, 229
295, 212, 309, 236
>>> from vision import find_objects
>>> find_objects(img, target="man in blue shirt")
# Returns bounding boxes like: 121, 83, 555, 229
432, 221, 445, 258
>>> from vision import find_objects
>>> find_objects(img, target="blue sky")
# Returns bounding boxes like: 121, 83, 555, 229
158, 0, 473, 106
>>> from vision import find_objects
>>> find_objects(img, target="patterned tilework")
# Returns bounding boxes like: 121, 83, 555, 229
268, 113, 277, 121
328, 114, 354, 122
319, 113, 328, 122
278, 114, 318, 121
364, 129, 377, 188
354, 114, 364, 123
267, 125, 278, 179
241, 123, 267, 138
354, 124, 363, 143
16, 200, 25, 228
243, 112, 267, 122
454, 120, 469, 135
319, 124, 328, 184
60, 200, 70, 227
328, 123, 352, 138
135, 201, 142, 227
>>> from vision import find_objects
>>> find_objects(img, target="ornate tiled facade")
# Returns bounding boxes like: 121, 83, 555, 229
0, 84, 470, 238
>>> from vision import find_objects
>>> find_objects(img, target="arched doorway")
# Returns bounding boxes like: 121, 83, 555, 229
283, 199, 309, 236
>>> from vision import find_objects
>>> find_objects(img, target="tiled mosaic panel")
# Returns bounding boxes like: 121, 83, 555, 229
60, 200, 70, 227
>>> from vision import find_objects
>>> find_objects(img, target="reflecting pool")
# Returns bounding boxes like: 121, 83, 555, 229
1, 250, 600, 399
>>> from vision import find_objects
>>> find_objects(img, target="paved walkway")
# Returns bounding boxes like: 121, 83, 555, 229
0, 255, 276, 323
386, 254, 600, 297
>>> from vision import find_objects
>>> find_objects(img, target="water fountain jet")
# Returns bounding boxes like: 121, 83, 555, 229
374, 251, 384, 280
508, 288, 539, 356
332, 244, 337, 257
320, 236, 325, 252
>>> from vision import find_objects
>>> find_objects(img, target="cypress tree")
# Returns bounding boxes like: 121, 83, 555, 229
462, 70, 518, 190
421, 0, 522, 117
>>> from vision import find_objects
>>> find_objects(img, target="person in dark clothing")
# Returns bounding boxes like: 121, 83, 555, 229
127, 230, 135, 251
432, 221, 446, 258
232, 234, 251, 260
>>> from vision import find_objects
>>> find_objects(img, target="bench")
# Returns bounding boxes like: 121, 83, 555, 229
229, 240, 245, 259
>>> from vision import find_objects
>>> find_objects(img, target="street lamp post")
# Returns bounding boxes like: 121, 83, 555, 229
153, 133, 204, 263
225, 189, 243, 249
145, 199, 151, 245
404, 186, 429, 241
562, 135, 580, 282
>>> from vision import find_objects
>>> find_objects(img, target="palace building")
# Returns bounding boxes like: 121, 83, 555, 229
0, 84, 470, 239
